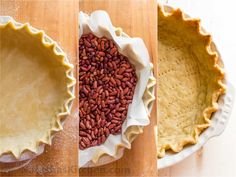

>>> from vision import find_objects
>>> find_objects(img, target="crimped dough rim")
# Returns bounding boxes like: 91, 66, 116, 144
0, 20, 76, 159
157, 5, 226, 158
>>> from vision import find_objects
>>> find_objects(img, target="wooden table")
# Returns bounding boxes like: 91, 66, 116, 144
0, 0, 79, 176
79, 0, 158, 176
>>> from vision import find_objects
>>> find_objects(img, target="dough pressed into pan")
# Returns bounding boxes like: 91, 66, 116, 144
0, 21, 75, 158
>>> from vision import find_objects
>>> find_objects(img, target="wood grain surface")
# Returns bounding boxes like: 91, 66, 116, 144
79, 0, 158, 176
0, 0, 79, 176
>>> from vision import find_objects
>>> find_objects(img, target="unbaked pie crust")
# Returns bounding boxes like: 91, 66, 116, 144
158, 6, 226, 158
0, 21, 76, 158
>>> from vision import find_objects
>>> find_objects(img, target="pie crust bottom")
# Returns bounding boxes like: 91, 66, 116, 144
0, 22, 73, 158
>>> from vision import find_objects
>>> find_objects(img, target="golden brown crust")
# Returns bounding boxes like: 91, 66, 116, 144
157, 5, 226, 158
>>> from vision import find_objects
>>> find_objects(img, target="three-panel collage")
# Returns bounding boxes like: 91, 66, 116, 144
0, 0, 236, 177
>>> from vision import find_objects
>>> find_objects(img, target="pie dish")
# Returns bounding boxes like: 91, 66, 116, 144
0, 20, 76, 159
158, 5, 226, 158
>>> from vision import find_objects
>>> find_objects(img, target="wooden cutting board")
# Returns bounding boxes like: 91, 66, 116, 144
0, 0, 79, 176
79, 0, 158, 176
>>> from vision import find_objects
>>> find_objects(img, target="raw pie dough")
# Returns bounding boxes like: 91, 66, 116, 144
158, 6, 225, 158
0, 22, 75, 158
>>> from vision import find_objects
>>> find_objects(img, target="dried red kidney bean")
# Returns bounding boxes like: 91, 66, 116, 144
79, 33, 137, 150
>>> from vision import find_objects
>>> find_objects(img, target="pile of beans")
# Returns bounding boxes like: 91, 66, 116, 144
79, 33, 137, 150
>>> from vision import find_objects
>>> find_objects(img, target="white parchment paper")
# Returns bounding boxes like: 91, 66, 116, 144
79, 10, 152, 167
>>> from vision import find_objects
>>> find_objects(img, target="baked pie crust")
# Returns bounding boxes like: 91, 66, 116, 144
158, 6, 226, 158
0, 21, 76, 158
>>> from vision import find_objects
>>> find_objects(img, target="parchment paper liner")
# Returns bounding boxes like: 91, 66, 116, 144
79, 11, 156, 167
